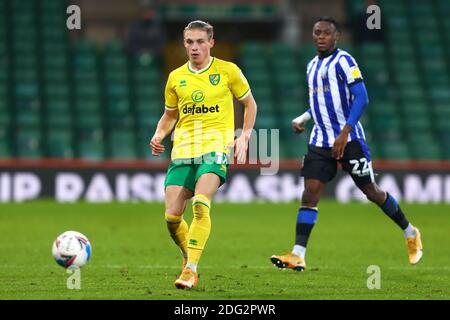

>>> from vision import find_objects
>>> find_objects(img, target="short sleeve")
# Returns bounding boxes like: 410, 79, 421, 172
164, 72, 178, 110
336, 55, 363, 85
229, 63, 251, 100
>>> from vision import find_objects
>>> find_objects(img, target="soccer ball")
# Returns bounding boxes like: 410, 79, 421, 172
52, 231, 92, 269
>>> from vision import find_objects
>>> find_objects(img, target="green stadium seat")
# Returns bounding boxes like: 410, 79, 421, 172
399, 86, 426, 101
74, 98, 101, 114
104, 39, 126, 55
279, 136, 309, 159
371, 116, 402, 134
429, 85, 450, 103
379, 141, 411, 160
242, 58, 267, 72
135, 111, 160, 131
270, 42, 298, 61
133, 67, 160, 86
403, 115, 432, 132
379, 0, 406, 15
240, 42, 267, 59
250, 86, 273, 104
44, 68, 68, 83
47, 113, 72, 129
300, 43, 317, 63
368, 101, 399, 118
16, 110, 41, 128
360, 43, 385, 59
74, 83, 101, 100
431, 104, 450, 120
399, 102, 427, 116
106, 98, 131, 118
46, 128, 74, 158
105, 83, 130, 99
389, 44, 415, 59
74, 70, 98, 83
77, 128, 105, 160
410, 2, 434, 15
435, 117, 450, 135
0, 106, 11, 127
108, 130, 137, 160
0, 127, 12, 158
387, 28, 411, 45
254, 114, 277, 130
45, 82, 70, 100
41, 24, 66, 42
408, 137, 442, 160
135, 97, 162, 115
134, 84, 160, 101
14, 65, 38, 82
41, 0, 66, 10
46, 97, 71, 115
75, 111, 103, 130
15, 127, 43, 159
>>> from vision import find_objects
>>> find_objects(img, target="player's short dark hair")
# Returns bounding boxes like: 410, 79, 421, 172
315, 16, 341, 32
184, 20, 214, 40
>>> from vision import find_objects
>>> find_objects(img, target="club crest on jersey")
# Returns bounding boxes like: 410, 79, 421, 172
209, 74, 220, 85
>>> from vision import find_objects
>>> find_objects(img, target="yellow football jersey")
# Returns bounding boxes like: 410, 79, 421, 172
165, 57, 251, 160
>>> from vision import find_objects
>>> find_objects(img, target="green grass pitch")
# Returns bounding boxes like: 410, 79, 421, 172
0, 200, 448, 300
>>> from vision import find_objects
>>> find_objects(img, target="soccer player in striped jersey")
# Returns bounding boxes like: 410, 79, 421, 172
150, 21, 257, 289
271, 17, 422, 271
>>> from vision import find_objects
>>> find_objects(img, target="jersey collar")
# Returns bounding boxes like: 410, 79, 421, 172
318, 47, 339, 59
188, 57, 214, 74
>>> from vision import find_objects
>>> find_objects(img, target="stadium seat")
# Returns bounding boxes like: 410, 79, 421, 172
15, 127, 43, 158
108, 129, 137, 160
0, 126, 12, 158
77, 128, 105, 160
46, 128, 74, 158
379, 141, 411, 160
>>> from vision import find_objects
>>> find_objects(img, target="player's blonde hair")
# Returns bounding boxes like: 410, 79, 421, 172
184, 20, 214, 40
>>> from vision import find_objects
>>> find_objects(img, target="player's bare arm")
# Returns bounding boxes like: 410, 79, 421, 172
150, 109, 178, 156
234, 92, 257, 163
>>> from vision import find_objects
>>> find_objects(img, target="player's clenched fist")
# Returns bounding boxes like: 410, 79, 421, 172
149, 135, 165, 156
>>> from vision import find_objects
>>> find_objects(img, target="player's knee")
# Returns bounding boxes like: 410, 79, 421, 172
302, 189, 320, 207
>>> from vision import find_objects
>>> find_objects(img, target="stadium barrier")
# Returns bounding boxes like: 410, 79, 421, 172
0, 159, 449, 203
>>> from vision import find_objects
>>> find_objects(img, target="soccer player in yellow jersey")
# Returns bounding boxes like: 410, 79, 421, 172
150, 20, 257, 289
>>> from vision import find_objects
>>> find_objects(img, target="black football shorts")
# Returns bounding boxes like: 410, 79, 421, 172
301, 139, 375, 188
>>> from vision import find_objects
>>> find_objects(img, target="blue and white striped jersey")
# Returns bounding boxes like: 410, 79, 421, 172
306, 48, 367, 148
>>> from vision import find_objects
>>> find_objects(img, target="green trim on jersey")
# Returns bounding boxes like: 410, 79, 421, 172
237, 87, 251, 100
187, 57, 215, 74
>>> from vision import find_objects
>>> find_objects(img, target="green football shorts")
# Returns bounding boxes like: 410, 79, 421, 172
164, 152, 229, 192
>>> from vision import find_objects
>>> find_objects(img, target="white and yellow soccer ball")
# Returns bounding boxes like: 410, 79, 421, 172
52, 231, 91, 269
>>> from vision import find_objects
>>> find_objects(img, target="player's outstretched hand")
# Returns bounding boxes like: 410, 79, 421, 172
292, 121, 306, 134
149, 135, 165, 156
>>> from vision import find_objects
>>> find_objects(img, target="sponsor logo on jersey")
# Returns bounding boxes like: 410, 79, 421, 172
191, 90, 205, 102
182, 104, 220, 115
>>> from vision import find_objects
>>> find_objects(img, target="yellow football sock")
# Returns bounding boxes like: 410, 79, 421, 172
187, 194, 211, 265
165, 213, 188, 257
